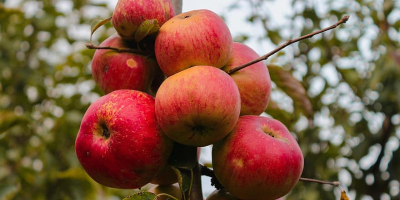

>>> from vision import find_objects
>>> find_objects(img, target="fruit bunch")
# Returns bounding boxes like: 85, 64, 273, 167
75, 0, 304, 200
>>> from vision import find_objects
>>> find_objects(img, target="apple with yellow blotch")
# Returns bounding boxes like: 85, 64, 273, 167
212, 116, 303, 200
91, 34, 164, 96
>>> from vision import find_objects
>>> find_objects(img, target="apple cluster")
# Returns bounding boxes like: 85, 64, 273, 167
74, 0, 304, 200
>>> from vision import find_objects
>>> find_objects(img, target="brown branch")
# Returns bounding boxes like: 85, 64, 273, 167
299, 177, 341, 188
85, 44, 152, 56
228, 15, 350, 75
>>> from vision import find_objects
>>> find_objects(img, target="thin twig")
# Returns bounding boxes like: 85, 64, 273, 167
228, 15, 350, 74
299, 177, 341, 188
85, 44, 152, 56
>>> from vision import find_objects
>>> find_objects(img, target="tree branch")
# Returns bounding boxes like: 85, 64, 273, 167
227, 15, 350, 75
171, 0, 183, 14
85, 44, 152, 56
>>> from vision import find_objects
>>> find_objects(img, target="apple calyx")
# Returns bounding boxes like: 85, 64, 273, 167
261, 125, 289, 144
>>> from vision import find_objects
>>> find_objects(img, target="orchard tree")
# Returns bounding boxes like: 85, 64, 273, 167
0, 0, 399, 200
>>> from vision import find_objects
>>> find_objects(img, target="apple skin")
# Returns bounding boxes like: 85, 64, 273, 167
112, 0, 175, 40
222, 42, 272, 116
148, 184, 181, 200
91, 34, 164, 96
75, 90, 174, 189
206, 189, 240, 200
155, 9, 232, 76
212, 116, 303, 200
155, 66, 240, 146
206, 189, 285, 200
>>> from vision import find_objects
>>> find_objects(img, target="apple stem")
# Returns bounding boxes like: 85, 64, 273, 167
227, 15, 350, 75
187, 162, 203, 200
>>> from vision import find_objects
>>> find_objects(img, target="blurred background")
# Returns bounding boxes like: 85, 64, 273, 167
1, 0, 400, 199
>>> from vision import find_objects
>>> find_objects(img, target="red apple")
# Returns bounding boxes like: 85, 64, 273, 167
155, 9, 232, 76
155, 66, 240, 146
75, 90, 174, 189
91, 34, 164, 96
112, 0, 175, 40
207, 189, 285, 200
148, 184, 182, 200
206, 189, 240, 200
212, 116, 303, 200
222, 42, 271, 115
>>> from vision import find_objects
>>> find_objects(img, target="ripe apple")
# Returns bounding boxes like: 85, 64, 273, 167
207, 189, 285, 200
155, 66, 240, 146
212, 116, 303, 200
75, 90, 174, 189
155, 9, 232, 76
222, 42, 271, 116
148, 184, 181, 200
91, 34, 164, 96
112, 0, 175, 40
206, 189, 240, 200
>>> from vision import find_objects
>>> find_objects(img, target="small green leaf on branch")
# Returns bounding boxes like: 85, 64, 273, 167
268, 65, 314, 121
172, 167, 193, 200
89, 17, 112, 44
134, 19, 160, 43
122, 191, 157, 200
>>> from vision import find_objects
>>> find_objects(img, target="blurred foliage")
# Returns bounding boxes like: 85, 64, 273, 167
227, 0, 400, 199
1, 0, 400, 200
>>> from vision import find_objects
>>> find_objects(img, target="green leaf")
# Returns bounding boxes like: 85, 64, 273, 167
0, 182, 21, 200
122, 191, 157, 200
90, 16, 112, 43
268, 65, 313, 120
134, 19, 160, 43
172, 167, 193, 200
265, 100, 293, 127
0, 111, 29, 134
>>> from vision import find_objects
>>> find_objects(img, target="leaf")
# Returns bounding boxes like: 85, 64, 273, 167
134, 19, 160, 43
268, 65, 313, 120
0, 111, 29, 134
168, 143, 197, 170
340, 190, 349, 200
90, 16, 112, 44
172, 167, 193, 200
265, 100, 293, 127
0, 182, 21, 200
123, 191, 157, 200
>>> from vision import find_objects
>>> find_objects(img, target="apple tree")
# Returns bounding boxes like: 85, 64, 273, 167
0, 0, 399, 200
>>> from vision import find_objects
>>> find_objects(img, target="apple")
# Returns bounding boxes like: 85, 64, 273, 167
148, 184, 181, 200
206, 189, 240, 200
112, 0, 175, 40
155, 9, 233, 76
212, 116, 303, 200
222, 42, 271, 116
91, 34, 164, 96
155, 66, 240, 146
207, 189, 285, 200
75, 90, 174, 189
